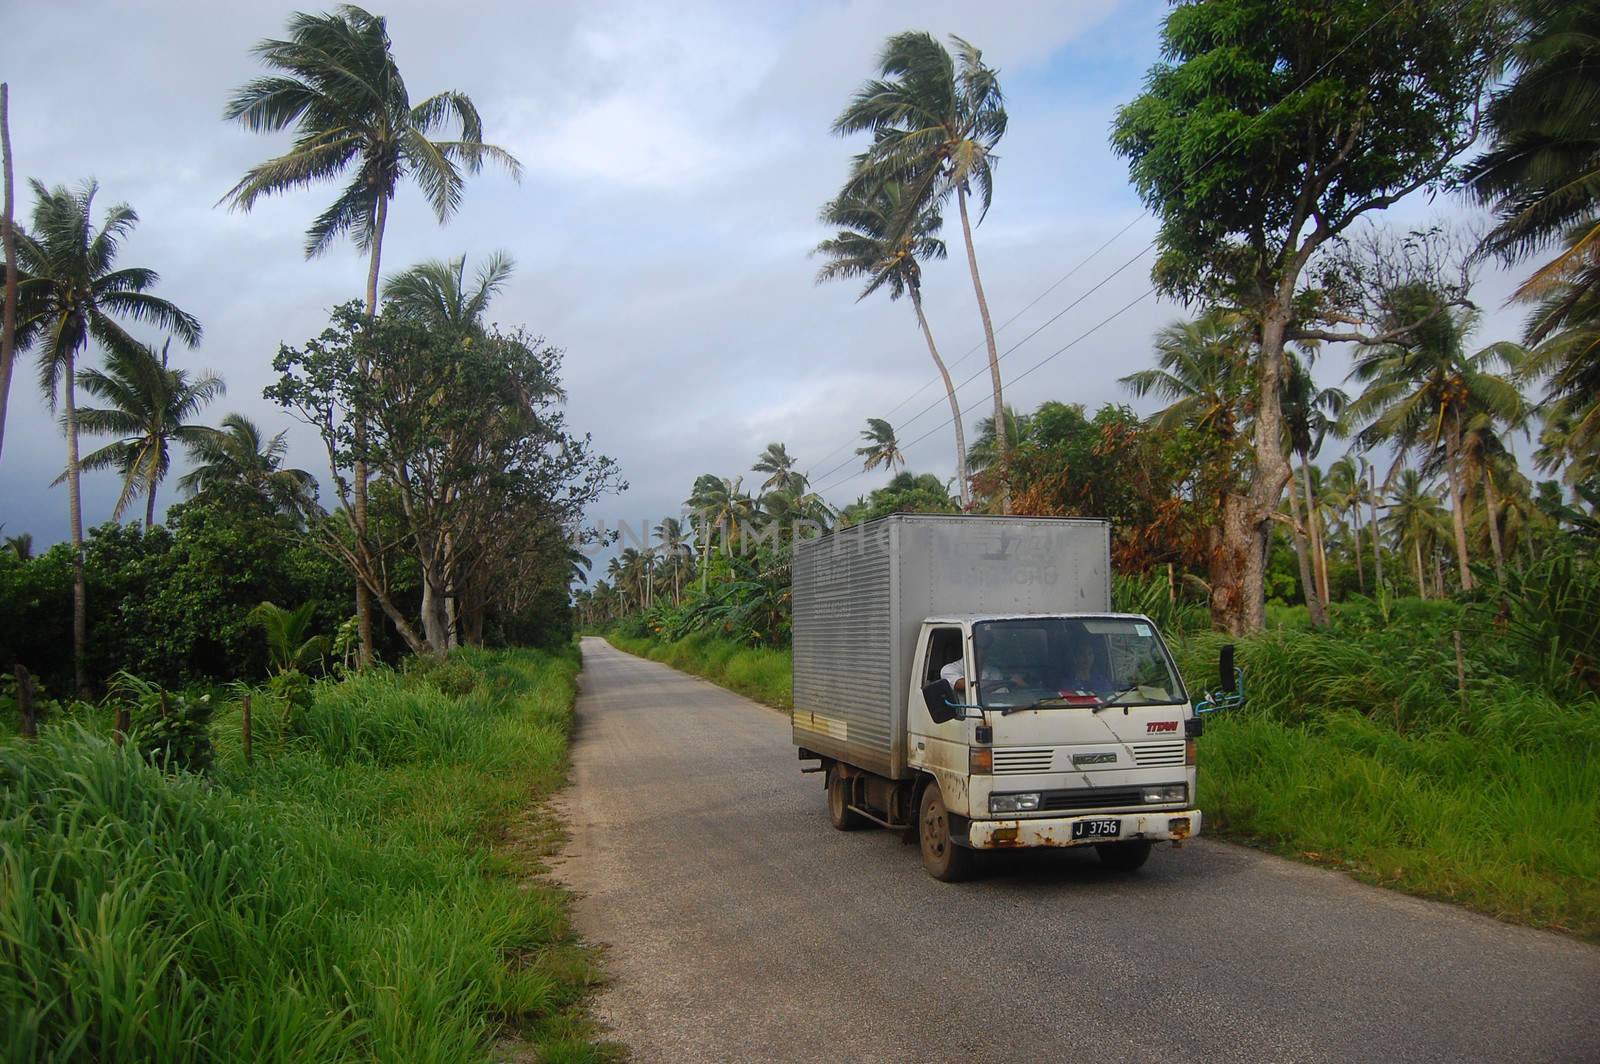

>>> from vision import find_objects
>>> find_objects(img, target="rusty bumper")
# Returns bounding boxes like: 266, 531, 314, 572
966, 808, 1202, 849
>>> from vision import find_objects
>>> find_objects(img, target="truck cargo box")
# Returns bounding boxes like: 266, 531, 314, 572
791, 514, 1111, 779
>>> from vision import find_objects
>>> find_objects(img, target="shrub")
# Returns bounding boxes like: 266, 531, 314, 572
107, 672, 216, 775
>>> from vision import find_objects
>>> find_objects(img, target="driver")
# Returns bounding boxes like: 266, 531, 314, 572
1062, 633, 1113, 693
940, 627, 1024, 695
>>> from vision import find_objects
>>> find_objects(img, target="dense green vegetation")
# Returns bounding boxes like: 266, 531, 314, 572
606, 630, 793, 710
0, 646, 610, 1062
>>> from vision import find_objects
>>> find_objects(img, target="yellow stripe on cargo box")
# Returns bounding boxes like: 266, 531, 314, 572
794, 711, 848, 741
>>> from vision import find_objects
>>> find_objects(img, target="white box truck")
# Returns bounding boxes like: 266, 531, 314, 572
792, 514, 1235, 880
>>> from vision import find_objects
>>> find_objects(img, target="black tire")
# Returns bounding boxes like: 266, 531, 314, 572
918, 782, 977, 881
827, 766, 868, 831
1095, 840, 1153, 872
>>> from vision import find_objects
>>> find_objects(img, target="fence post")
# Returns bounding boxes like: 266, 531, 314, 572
1453, 630, 1468, 723
14, 665, 36, 739
114, 704, 130, 745
242, 694, 253, 764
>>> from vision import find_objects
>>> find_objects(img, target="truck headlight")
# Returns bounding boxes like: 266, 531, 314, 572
1142, 784, 1187, 804
990, 793, 1041, 814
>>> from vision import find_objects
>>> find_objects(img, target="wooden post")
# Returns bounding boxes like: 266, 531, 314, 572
14, 664, 36, 739
1454, 631, 1468, 723
241, 694, 253, 764
114, 704, 130, 745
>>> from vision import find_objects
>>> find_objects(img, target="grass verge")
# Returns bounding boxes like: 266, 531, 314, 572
604, 631, 792, 710
1, 645, 614, 1062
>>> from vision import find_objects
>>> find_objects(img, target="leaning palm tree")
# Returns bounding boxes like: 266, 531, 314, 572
69, 339, 223, 529
180, 412, 317, 516
856, 417, 905, 473
834, 32, 1010, 505
1347, 290, 1526, 592
815, 181, 969, 506
752, 442, 805, 495
222, 4, 521, 665
382, 249, 513, 331
14, 180, 202, 692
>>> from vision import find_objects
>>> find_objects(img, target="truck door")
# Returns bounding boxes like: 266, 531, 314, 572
908, 624, 969, 774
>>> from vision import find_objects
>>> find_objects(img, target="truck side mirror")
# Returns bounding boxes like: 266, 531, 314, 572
1220, 644, 1236, 694
922, 679, 961, 724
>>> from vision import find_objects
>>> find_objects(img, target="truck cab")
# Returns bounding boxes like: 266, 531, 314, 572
905, 613, 1199, 879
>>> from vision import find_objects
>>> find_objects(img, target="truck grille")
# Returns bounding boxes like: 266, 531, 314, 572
1131, 739, 1186, 767
992, 747, 1053, 774
1039, 788, 1145, 812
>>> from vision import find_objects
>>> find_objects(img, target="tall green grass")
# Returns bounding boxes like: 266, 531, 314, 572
0, 647, 612, 1062
605, 632, 792, 710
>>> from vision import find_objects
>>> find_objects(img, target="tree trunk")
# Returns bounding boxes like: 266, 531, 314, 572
354, 193, 388, 667
1483, 468, 1506, 585
0, 84, 16, 463
1444, 415, 1473, 592
911, 288, 969, 508
1367, 462, 1385, 588
1433, 546, 1445, 598
955, 184, 1008, 514
1232, 300, 1297, 634
1209, 493, 1254, 635
145, 481, 157, 531
64, 349, 87, 694
1413, 539, 1427, 599
1301, 458, 1330, 607
1285, 468, 1327, 626
1351, 502, 1366, 593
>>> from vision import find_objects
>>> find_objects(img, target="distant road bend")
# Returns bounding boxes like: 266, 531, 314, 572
555, 638, 1600, 1064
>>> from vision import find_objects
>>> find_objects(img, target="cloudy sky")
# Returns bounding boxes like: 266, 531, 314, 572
2, 0, 1524, 555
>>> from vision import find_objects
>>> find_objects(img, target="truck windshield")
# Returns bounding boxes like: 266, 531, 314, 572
971, 617, 1184, 710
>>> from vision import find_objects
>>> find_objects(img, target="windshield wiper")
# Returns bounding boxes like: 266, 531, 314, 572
998, 695, 1093, 715
1092, 685, 1145, 713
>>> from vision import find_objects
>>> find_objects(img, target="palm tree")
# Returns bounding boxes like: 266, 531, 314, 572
834, 32, 1009, 506
966, 404, 1030, 477
180, 412, 317, 516
653, 516, 692, 605
815, 181, 969, 506
1383, 470, 1450, 598
248, 600, 330, 675
1122, 311, 1253, 440
1324, 455, 1368, 593
856, 417, 905, 473
1451, 400, 1530, 584
69, 339, 223, 528
5, 533, 31, 561
686, 474, 755, 591
222, 4, 521, 666
1282, 350, 1348, 617
752, 442, 805, 494
1347, 291, 1525, 592
14, 180, 202, 692
383, 250, 513, 330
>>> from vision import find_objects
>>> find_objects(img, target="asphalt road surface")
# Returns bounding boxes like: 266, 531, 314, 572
554, 638, 1600, 1063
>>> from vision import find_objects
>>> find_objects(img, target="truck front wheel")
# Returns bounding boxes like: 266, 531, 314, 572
918, 783, 976, 881
1095, 840, 1153, 872
827, 766, 868, 831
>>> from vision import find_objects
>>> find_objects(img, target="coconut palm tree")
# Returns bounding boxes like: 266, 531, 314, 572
966, 405, 1030, 477
1384, 469, 1451, 598
686, 474, 756, 591
69, 339, 223, 528
833, 32, 1010, 506
1122, 311, 1254, 440
1282, 350, 1348, 615
1324, 455, 1369, 593
222, 4, 521, 665
1347, 291, 1526, 592
815, 181, 969, 506
752, 442, 805, 495
248, 600, 330, 675
180, 412, 317, 516
14, 180, 202, 692
382, 250, 513, 330
5, 533, 32, 561
856, 417, 905, 473
654, 516, 692, 605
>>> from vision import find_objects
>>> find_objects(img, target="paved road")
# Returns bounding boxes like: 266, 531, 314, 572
554, 638, 1600, 1063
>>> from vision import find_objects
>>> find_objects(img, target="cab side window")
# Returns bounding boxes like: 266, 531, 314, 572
924, 627, 963, 685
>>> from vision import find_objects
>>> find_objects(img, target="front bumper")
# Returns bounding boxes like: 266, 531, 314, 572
965, 808, 1201, 849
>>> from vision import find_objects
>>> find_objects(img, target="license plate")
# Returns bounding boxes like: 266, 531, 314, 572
1071, 818, 1122, 840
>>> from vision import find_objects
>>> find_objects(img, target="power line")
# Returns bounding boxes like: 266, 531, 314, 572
800, 0, 1418, 503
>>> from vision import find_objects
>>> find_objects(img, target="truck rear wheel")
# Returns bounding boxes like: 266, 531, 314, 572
1095, 840, 1153, 872
918, 782, 976, 881
827, 766, 868, 831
